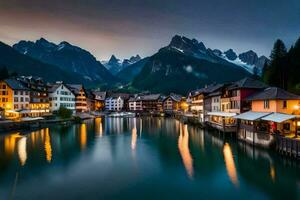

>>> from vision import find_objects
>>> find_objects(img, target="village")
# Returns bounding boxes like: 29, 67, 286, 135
0, 76, 300, 157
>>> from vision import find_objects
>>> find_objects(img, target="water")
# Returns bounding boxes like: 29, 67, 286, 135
0, 117, 299, 200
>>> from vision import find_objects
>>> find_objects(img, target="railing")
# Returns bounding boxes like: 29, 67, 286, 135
276, 135, 300, 158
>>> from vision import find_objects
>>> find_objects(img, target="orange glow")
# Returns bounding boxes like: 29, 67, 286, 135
131, 127, 137, 150
270, 165, 276, 182
18, 137, 27, 166
4, 133, 21, 155
80, 123, 87, 150
95, 118, 103, 137
44, 128, 52, 163
178, 124, 194, 179
223, 143, 239, 187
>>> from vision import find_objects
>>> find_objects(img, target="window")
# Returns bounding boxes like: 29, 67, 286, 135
283, 123, 290, 131
264, 100, 270, 109
283, 100, 287, 109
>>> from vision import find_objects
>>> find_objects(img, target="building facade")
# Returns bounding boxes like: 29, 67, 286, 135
67, 84, 88, 112
0, 79, 30, 119
48, 83, 76, 112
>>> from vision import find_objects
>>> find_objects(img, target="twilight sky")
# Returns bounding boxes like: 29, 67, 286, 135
0, 0, 299, 60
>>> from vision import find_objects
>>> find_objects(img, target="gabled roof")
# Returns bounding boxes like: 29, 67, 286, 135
67, 84, 84, 95
93, 91, 106, 100
228, 77, 267, 90
3, 79, 29, 90
247, 87, 300, 101
48, 84, 60, 93
164, 93, 182, 102
140, 94, 161, 101
129, 94, 161, 101
190, 84, 224, 97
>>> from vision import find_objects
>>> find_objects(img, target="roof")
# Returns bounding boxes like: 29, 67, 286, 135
93, 91, 106, 100
140, 94, 161, 101
228, 77, 267, 90
207, 112, 237, 117
48, 84, 60, 93
164, 94, 182, 102
246, 87, 300, 101
67, 84, 84, 95
261, 113, 297, 123
128, 94, 161, 101
107, 92, 130, 100
190, 84, 224, 97
233, 111, 271, 121
4, 79, 29, 90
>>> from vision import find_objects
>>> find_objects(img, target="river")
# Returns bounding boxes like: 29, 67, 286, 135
0, 117, 299, 199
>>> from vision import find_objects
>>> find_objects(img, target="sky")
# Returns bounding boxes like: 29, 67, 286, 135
0, 0, 299, 60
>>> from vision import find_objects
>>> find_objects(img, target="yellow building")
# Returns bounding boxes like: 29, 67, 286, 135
235, 87, 300, 147
0, 79, 30, 119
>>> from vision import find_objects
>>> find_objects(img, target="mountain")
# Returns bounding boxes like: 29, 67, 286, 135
103, 54, 141, 75
0, 41, 86, 84
116, 57, 149, 82
224, 49, 237, 61
218, 49, 269, 73
13, 38, 115, 84
131, 35, 252, 94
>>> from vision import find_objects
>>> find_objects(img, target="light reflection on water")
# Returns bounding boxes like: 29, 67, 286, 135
0, 117, 298, 200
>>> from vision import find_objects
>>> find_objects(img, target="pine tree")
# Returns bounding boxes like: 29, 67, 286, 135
264, 39, 288, 89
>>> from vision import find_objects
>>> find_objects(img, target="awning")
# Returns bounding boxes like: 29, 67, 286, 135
207, 112, 237, 117
233, 111, 271, 121
261, 113, 297, 123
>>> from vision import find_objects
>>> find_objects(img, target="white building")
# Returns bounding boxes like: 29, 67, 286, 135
211, 95, 221, 112
49, 82, 76, 112
105, 96, 124, 111
128, 96, 143, 111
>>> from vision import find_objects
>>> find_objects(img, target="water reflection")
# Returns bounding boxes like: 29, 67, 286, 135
223, 143, 239, 187
44, 128, 52, 163
0, 117, 298, 200
131, 118, 137, 150
178, 123, 194, 179
80, 123, 87, 150
95, 118, 103, 137
17, 137, 27, 166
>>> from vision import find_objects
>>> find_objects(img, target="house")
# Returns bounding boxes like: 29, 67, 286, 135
67, 84, 88, 112
140, 94, 161, 112
93, 91, 106, 111
105, 93, 130, 111
48, 82, 76, 113
190, 84, 223, 122
226, 77, 267, 114
206, 78, 266, 132
163, 94, 183, 112
18, 76, 50, 117
235, 87, 300, 147
129, 95, 143, 112
0, 79, 30, 119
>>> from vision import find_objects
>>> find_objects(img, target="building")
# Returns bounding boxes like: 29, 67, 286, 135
93, 91, 106, 111
67, 84, 88, 112
163, 94, 182, 112
48, 82, 76, 113
140, 94, 161, 112
190, 84, 223, 122
0, 79, 30, 119
235, 87, 300, 147
226, 77, 267, 114
129, 95, 143, 112
206, 78, 266, 132
18, 76, 50, 117
105, 93, 130, 111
